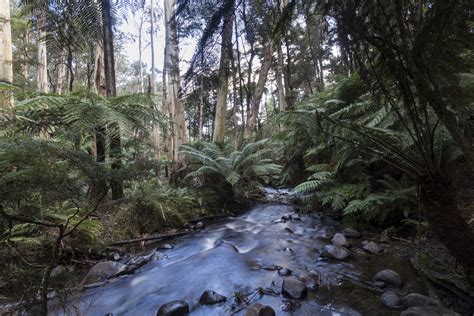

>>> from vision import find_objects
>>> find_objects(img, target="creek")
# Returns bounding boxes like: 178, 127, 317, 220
59, 189, 413, 315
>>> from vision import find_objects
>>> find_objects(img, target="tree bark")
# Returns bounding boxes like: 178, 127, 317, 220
212, 0, 235, 145
276, 45, 285, 113
245, 43, 273, 137
137, 7, 145, 93
150, 0, 161, 173
54, 48, 66, 94
36, 13, 48, 93
420, 175, 474, 280
92, 42, 106, 96
0, 0, 13, 109
198, 75, 204, 140
164, 0, 187, 178
101, 0, 123, 199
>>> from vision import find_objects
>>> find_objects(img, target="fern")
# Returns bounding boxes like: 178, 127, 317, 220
180, 140, 281, 197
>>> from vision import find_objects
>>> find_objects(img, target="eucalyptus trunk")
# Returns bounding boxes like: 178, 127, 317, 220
164, 0, 187, 177
91, 41, 108, 199
245, 43, 273, 137
0, 0, 13, 109
101, 0, 123, 200
137, 11, 144, 93
92, 43, 106, 95
212, 0, 235, 145
54, 48, 66, 94
198, 75, 204, 140
150, 0, 161, 172
36, 13, 48, 93
276, 46, 285, 113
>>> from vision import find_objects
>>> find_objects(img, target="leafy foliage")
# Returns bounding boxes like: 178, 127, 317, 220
180, 139, 281, 198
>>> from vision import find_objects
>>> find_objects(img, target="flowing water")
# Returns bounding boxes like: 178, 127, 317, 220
60, 189, 404, 315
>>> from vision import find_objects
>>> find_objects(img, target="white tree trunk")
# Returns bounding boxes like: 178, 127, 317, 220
0, 0, 13, 109
276, 46, 285, 113
164, 0, 187, 167
212, 0, 235, 144
150, 0, 161, 164
36, 14, 48, 93
92, 42, 106, 96
54, 48, 66, 94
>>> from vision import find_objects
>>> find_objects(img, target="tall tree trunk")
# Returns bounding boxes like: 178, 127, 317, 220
36, 13, 48, 93
198, 75, 204, 140
101, 0, 123, 200
54, 48, 66, 94
420, 175, 474, 280
234, 15, 245, 135
232, 56, 239, 150
164, 0, 187, 178
138, 11, 144, 93
0, 0, 13, 109
212, 0, 235, 145
92, 43, 106, 96
245, 43, 273, 137
22, 29, 29, 81
91, 41, 108, 198
150, 0, 161, 173
276, 46, 285, 113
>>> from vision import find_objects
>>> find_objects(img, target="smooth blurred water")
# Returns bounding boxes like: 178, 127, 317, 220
56, 191, 393, 316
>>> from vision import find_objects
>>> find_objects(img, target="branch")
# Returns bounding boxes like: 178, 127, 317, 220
110, 231, 189, 246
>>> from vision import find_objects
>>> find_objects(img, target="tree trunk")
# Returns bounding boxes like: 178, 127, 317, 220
36, 13, 48, 93
0, 0, 13, 109
164, 0, 187, 178
101, 0, 123, 200
198, 75, 204, 140
234, 14, 245, 139
92, 43, 106, 95
420, 175, 474, 280
276, 45, 285, 113
138, 11, 144, 93
212, 0, 235, 145
232, 56, 239, 150
91, 42, 108, 199
150, 0, 161, 173
245, 43, 273, 137
54, 48, 66, 94
22, 29, 30, 81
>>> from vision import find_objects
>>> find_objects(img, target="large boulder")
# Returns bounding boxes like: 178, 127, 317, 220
244, 303, 276, 316
342, 228, 361, 238
401, 293, 442, 308
278, 268, 292, 276
373, 269, 402, 287
321, 245, 352, 260
199, 290, 227, 305
332, 233, 350, 247
82, 261, 126, 285
400, 306, 460, 316
282, 277, 307, 299
156, 301, 189, 316
362, 241, 382, 254
380, 291, 402, 309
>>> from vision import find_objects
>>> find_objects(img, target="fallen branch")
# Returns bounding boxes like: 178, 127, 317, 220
110, 231, 189, 246
188, 214, 229, 224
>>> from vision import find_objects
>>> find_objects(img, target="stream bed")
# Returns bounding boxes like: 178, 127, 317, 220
58, 189, 420, 315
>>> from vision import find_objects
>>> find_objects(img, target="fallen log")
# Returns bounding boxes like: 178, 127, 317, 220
110, 231, 189, 246
188, 214, 229, 224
